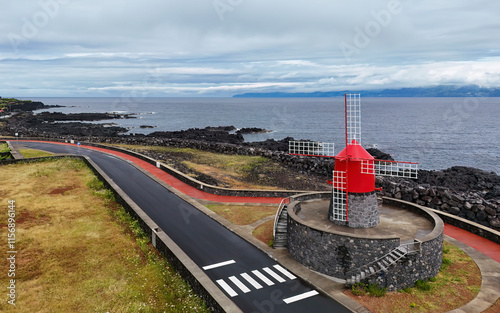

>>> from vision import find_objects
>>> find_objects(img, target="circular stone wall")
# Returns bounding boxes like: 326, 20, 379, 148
287, 195, 444, 290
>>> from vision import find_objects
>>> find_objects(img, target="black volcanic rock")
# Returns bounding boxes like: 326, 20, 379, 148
417, 166, 500, 192
2, 112, 128, 137
148, 126, 244, 144
35, 112, 135, 121
367, 148, 394, 161
245, 137, 293, 152
236, 127, 269, 134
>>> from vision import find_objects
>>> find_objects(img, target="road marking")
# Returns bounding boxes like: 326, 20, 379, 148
273, 265, 297, 280
283, 290, 319, 304
252, 270, 275, 286
263, 267, 286, 283
216, 279, 238, 297
241, 273, 263, 289
229, 276, 251, 293
202, 260, 236, 270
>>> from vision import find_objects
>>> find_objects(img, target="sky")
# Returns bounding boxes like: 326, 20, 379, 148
1, 0, 500, 97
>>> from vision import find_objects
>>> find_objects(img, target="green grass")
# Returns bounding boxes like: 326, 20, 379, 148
0, 142, 11, 160
205, 204, 276, 225
18, 148, 54, 158
108, 143, 328, 190
0, 158, 209, 313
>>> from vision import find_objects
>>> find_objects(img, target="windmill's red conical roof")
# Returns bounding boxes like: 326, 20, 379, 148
335, 140, 373, 160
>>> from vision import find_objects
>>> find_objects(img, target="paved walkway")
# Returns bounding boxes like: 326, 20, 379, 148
14, 141, 500, 312
444, 224, 500, 263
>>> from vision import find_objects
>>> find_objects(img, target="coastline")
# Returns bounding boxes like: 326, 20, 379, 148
1, 99, 499, 233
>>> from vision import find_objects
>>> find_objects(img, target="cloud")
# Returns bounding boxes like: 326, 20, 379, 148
0, 0, 499, 96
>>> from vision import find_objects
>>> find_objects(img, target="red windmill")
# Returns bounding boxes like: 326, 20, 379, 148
289, 94, 418, 228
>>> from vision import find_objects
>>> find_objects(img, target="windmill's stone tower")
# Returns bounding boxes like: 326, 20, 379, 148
328, 140, 379, 228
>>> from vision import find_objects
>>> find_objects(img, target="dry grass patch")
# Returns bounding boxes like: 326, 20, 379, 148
0, 158, 208, 313
344, 241, 481, 313
205, 204, 276, 225
18, 149, 54, 158
253, 220, 274, 246
109, 144, 329, 191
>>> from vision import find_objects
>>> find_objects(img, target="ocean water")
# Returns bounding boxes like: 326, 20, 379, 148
20, 97, 500, 174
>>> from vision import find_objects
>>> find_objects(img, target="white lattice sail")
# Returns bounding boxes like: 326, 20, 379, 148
361, 159, 418, 179
331, 170, 347, 222
346, 94, 361, 145
289, 141, 335, 157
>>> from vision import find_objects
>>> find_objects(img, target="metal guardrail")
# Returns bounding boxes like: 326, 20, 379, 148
273, 197, 290, 239
346, 239, 422, 284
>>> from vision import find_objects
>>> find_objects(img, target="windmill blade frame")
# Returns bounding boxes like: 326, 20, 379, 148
345, 93, 362, 146
332, 170, 348, 222
361, 159, 418, 179
289, 140, 335, 157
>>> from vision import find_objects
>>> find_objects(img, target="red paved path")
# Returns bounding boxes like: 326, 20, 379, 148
23, 141, 500, 263
444, 224, 500, 263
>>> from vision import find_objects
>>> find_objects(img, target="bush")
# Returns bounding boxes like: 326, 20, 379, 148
352, 283, 367, 296
415, 279, 432, 291
367, 283, 387, 297
441, 257, 452, 271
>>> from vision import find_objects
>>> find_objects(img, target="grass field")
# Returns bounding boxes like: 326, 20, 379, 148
18, 149, 54, 158
110, 144, 329, 190
0, 158, 208, 313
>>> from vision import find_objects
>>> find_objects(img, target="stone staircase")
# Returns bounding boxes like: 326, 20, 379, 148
273, 199, 289, 248
346, 242, 420, 285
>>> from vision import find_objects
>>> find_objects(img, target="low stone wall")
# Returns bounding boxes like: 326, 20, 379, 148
80, 141, 308, 198
27, 135, 336, 178
286, 193, 444, 291
287, 199, 400, 279
371, 233, 443, 291
377, 176, 500, 232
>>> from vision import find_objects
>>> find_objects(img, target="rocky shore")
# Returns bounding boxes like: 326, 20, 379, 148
1, 104, 498, 231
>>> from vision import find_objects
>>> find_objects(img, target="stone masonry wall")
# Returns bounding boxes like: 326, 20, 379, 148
287, 202, 400, 279
288, 199, 444, 291
377, 176, 500, 231
366, 234, 443, 290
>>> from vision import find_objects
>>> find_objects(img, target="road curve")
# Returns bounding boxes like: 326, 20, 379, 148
14, 141, 351, 313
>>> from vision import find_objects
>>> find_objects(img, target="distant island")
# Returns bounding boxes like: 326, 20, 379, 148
233, 85, 500, 98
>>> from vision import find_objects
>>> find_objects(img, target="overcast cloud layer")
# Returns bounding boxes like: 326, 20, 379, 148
1, 0, 499, 97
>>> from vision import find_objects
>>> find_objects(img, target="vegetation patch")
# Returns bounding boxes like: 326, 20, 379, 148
205, 204, 276, 225
109, 144, 329, 190
19, 149, 54, 158
0, 158, 208, 312
252, 220, 274, 246
344, 241, 481, 313
0, 142, 11, 160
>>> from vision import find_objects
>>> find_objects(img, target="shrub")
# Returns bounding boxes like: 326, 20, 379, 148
352, 283, 367, 296
415, 279, 432, 291
367, 283, 387, 297
441, 257, 452, 271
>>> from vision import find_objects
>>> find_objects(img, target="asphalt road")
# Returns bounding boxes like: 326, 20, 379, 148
15, 141, 351, 313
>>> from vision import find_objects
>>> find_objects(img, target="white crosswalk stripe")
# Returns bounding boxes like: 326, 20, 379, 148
283, 290, 319, 304
229, 276, 251, 293
252, 269, 275, 286
263, 267, 286, 283
241, 273, 263, 289
216, 279, 238, 297
273, 264, 297, 280
209, 263, 314, 302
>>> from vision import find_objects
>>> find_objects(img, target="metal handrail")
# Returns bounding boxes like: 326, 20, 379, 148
345, 240, 422, 280
273, 197, 290, 239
